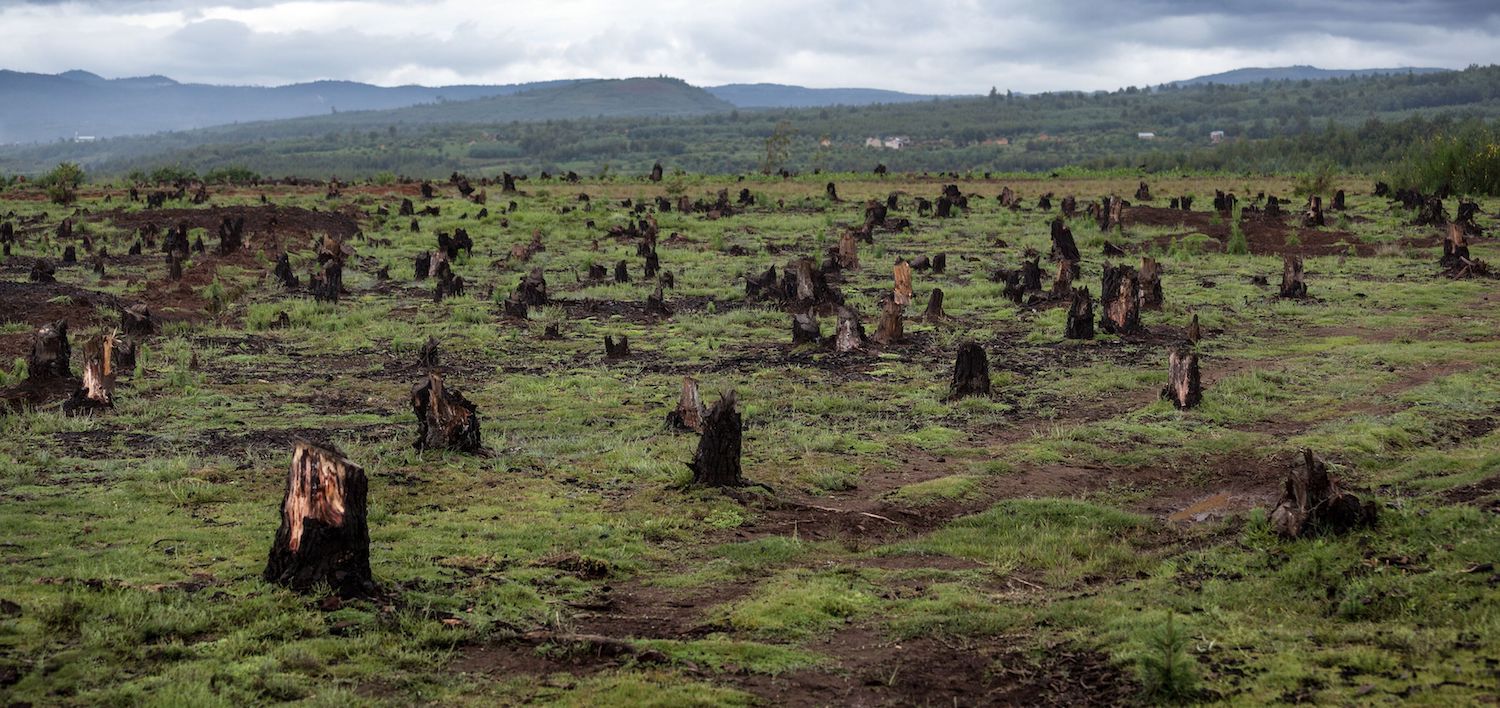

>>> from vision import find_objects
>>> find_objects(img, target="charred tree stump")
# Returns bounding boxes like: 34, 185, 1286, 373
1269, 449, 1377, 539
1050, 219, 1080, 263
614, 260, 630, 284
825, 182, 841, 202
1279, 255, 1307, 299
263, 441, 375, 597
217, 216, 245, 255
1331, 190, 1346, 211
166, 253, 183, 282
1099, 266, 1141, 335
605, 335, 630, 359
1187, 313, 1202, 344
946, 342, 991, 400
418, 337, 440, 370
62, 246, 76, 264
121, 304, 154, 337
1302, 196, 1324, 227
1416, 196, 1447, 226
649, 162, 664, 182
665, 377, 707, 432
30, 259, 56, 283
836, 232, 859, 270
410, 372, 482, 453
1019, 258, 1043, 293
1161, 347, 1202, 409
433, 265, 465, 302
28, 320, 70, 379
1061, 195, 1077, 217
1065, 287, 1095, 340
871, 296, 904, 346
274, 253, 300, 289
1135, 181, 1152, 201
63, 337, 114, 415
588, 263, 609, 281
1052, 260, 1077, 298
932, 253, 946, 274
688, 391, 745, 487
934, 196, 953, 218
646, 286, 671, 316
517, 266, 548, 305
921, 288, 948, 322
413, 252, 432, 281
501, 173, 518, 194
311, 261, 342, 303
833, 306, 865, 352
1139, 257, 1163, 310
1441, 224, 1471, 269
792, 312, 821, 345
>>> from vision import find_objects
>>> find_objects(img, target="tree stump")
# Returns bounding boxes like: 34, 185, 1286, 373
1161, 346, 1201, 409
935, 196, 953, 218
614, 260, 630, 284
871, 296, 904, 346
28, 320, 70, 379
502, 293, 529, 319
63, 336, 114, 415
30, 259, 56, 283
1051, 260, 1076, 298
1331, 190, 1346, 211
688, 391, 744, 487
1269, 449, 1377, 539
745, 265, 778, 301
649, 162, 664, 182
932, 253, 946, 274
833, 306, 864, 352
399, 198, 415, 216
646, 286, 672, 316
517, 266, 548, 305
121, 304, 154, 337
1187, 313, 1202, 344
892, 260, 913, 307
921, 288, 948, 321
1279, 255, 1307, 299
410, 372, 482, 453
62, 246, 76, 264
1441, 223, 1470, 269
418, 337, 440, 370
1139, 257, 1163, 310
217, 216, 245, 256
665, 377, 708, 432
588, 263, 609, 281
1135, 181, 1152, 201
946, 342, 991, 400
1099, 265, 1141, 335
274, 253, 300, 289
501, 173, 518, 194
825, 182, 841, 202
836, 232, 859, 270
1065, 287, 1094, 340
605, 335, 630, 359
1050, 219, 1080, 263
1302, 196, 1324, 227
792, 312, 821, 345
1020, 257, 1043, 293
263, 441, 375, 597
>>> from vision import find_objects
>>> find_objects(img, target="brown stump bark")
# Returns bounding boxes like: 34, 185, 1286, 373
1065, 287, 1094, 340
1052, 260, 1076, 298
892, 260, 913, 307
217, 216, 245, 256
649, 162, 664, 182
834, 306, 864, 352
263, 441, 375, 597
1302, 196, 1324, 227
1441, 223, 1470, 269
63, 336, 114, 415
614, 260, 630, 284
1269, 449, 1377, 539
274, 253, 299, 289
605, 335, 630, 359
1331, 190, 1346, 211
688, 391, 744, 487
1019, 257, 1043, 293
121, 303, 155, 337
1061, 195, 1077, 217
28, 320, 70, 379
1161, 346, 1201, 409
932, 253, 946, 274
1135, 181, 1152, 201
921, 288, 948, 322
792, 312, 820, 345
1099, 265, 1141, 335
665, 377, 707, 432
517, 266, 548, 305
946, 342, 991, 400
1139, 257, 1163, 310
871, 296, 904, 346
646, 286, 671, 316
1279, 255, 1307, 299
418, 337, 440, 370
836, 232, 859, 270
502, 294, 529, 320
1187, 313, 1202, 344
410, 372, 482, 453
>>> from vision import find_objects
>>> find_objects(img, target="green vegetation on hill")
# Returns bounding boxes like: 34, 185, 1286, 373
2, 65, 1498, 179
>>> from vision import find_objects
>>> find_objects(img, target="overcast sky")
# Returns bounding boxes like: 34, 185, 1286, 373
1, 0, 1496, 93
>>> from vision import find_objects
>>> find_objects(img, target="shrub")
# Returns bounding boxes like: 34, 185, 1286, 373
1395, 120, 1500, 196
40, 162, 85, 204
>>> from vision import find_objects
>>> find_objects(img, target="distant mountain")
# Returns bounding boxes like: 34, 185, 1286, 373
1171, 65, 1450, 86
706, 83, 943, 108
0, 70, 583, 143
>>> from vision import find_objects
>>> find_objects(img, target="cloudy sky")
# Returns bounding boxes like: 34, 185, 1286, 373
1, 0, 1496, 93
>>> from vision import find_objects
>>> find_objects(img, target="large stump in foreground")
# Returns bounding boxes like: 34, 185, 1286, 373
1269, 450, 1377, 539
947, 342, 991, 400
1100, 265, 1141, 335
665, 377, 708, 432
1160, 347, 1202, 409
410, 372, 482, 453
263, 441, 375, 597
688, 391, 744, 487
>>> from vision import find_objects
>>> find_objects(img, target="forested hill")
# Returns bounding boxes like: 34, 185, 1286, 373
3, 64, 1498, 179
0, 70, 584, 143
1172, 65, 1450, 86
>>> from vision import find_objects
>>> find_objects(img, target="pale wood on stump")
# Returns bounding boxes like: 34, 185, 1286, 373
665, 377, 708, 432
1269, 449, 1377, 539
1161, 346, 1202, 409
1279, 255, 1307, 299
836, 232, 859, 270
834, 306, 864, 352
410, 372, 482, 453
263, 440, 374, 597
892, 260, 913, 307
871, 295, 904, 346
688, 391, 744, 487
64, 336, 115, 415
792, 312, 820, 345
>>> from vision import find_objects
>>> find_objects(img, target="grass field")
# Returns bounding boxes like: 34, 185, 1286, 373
1, 173, 1497, 705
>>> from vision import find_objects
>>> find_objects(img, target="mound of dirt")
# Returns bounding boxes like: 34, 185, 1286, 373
1124, 205, 1432, 257
91, 204, 361, 246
